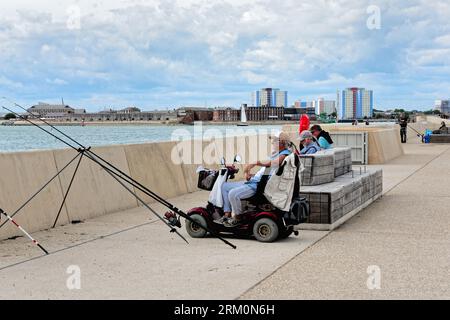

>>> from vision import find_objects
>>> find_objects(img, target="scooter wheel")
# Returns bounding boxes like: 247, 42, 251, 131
253, 218, 279, 243
186, 214, 208, 238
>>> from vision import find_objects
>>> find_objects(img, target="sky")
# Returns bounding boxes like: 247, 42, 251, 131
0, 0, 449, 112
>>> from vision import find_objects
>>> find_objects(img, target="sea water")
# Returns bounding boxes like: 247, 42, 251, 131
0, 124, 283, 153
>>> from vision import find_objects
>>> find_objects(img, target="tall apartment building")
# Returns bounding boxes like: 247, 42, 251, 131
296, 99, 336, 115
340, 88, 373, 119
316, 98, 336, 115
435, 100, 450, 114
252, 88, 288, 107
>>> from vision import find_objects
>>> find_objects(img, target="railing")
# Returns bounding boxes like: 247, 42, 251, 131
330, 132, 368, 164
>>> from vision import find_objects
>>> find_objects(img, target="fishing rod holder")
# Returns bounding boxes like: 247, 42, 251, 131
77, 146, 92, 153
1, 99, 237, 250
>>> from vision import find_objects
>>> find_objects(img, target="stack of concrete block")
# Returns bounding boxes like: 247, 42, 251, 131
332, 147, 353, 177
300, 153, 335, 186
300, 169, 383, 225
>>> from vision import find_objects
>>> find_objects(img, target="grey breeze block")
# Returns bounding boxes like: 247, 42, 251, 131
300, 152, 335, 186
319, 147, 353, 178
300, 169, 383, 225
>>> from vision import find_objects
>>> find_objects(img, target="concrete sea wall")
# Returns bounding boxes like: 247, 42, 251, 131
0, 121, 415, 240
0, 135, 272, 241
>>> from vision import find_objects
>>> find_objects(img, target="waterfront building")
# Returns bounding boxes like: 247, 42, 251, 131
316, 98, 336, 115
246, 106, 285, 121
27, 102, 85, 117
213, 108, 241, 122
340, 88, 373, 119
435, 100, 450, 115
252, 88, 288, 107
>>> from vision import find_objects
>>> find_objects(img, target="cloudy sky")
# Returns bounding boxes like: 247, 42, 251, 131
0, 0, 449, 111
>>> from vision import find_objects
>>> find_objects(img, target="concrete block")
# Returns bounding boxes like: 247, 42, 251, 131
0, 150, 69, 240
302, 169, 382, 226
125, 141, 189, 202
53, 146, 139, 222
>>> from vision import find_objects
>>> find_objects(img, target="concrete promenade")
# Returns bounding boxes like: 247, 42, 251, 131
0, 138, 449, 299
242, 139, 450, 299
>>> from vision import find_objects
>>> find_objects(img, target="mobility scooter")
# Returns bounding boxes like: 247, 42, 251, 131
184, 155, 310, 243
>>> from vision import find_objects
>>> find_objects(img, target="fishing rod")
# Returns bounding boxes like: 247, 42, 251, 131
3, 97, 185, 210
2, 101, 237, 249
0, 151, 83, 230
407, 125, 424, 138
1, 107, 195, 247
0, 208, 49, 255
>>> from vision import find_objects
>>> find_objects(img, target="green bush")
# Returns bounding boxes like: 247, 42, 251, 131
4, 113, 16, 120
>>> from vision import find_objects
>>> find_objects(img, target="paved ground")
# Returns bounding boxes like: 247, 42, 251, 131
241, 141, 450, 300
1, 138, 449, 299
0, 192, 328, 299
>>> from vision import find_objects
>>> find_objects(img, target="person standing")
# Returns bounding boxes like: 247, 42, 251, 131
399, 113, 408, 143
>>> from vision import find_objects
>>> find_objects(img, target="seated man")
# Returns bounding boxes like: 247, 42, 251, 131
310, 125, 334, 149
299, 131, 321, 155
218, 132, 292, 227
433, 121, 448, 134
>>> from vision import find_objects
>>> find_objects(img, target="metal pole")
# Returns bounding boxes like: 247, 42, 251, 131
0, 152, 83, 230
52, 152, 85, 228
2, 104, 237, 249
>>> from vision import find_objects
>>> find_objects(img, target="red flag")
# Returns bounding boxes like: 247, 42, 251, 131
299, 114, 310, 133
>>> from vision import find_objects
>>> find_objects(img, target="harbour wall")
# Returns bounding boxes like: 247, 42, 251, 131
0, 134, 272, 240
0, 121, 421, 240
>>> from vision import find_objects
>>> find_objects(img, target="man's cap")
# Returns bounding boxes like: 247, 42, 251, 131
310, 125, 322, 132
298, 130, 313, 141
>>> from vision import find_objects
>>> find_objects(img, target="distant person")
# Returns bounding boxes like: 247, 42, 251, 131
399, 113, 408, 143
310, 125, 333, 149
365, 120, 370, 126
433, 121, 448, 134
299, 131, 321, 155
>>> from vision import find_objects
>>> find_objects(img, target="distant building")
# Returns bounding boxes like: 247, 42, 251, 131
178, 107, 213, 122
340, 88, 373, 119
28, 102, 76, 117
435, 100, 450, 114
294, 99, 335, 116
252, 88, 288, 107
213, 108, 240, 122
120, 107, 141, 114
316, 99, 336, 115
214, 106, 314, 122
246, 107, 285, 121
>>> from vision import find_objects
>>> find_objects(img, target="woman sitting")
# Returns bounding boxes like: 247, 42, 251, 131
310, 125, 334, 149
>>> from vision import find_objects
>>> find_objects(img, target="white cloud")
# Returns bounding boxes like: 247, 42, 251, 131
0, 0, 449, 110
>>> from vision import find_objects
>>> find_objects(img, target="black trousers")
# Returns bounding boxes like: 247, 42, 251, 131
400, 128, 407, 143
